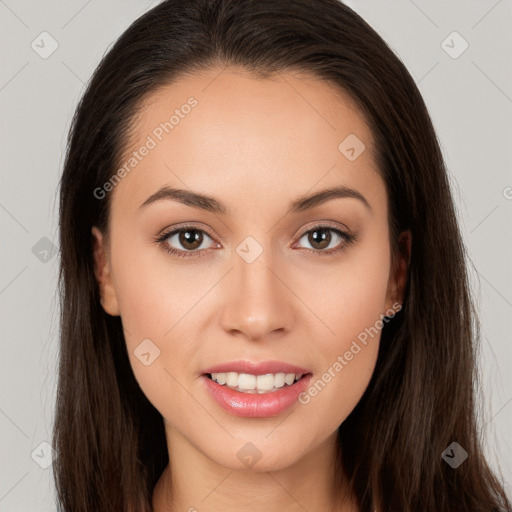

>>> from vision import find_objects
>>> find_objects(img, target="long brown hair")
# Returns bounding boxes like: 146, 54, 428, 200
54, 0, 511, 510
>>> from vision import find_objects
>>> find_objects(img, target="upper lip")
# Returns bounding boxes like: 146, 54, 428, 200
202, 360, 311, 376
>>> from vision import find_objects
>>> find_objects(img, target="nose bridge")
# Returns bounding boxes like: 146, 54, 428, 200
219, 233, 293, 340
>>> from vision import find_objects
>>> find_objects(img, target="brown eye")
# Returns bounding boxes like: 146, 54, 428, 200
177, 229, 204, 250
297, 226, 348, 252
163, 228, 215, 253
306, 228, 333, 250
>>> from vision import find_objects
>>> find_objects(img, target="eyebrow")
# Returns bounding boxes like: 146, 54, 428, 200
138, 184, 372, 215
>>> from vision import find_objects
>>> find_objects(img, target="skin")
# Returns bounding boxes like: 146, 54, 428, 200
92, 66, 411, 512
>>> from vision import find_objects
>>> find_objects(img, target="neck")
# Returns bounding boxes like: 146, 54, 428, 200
152, 427, 358, 512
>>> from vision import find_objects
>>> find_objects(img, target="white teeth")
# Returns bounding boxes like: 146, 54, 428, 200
256, 374, 274, 391
215, 372, 226, 385
284, 373, 296, 385
209, 372, 304, 393
238, 373, 256, 390
226, 372, 238, 386
274, 373, 286, 388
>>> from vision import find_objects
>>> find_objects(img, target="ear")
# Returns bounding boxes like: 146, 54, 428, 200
385, 229, 412, 311
91, 226, 120, 316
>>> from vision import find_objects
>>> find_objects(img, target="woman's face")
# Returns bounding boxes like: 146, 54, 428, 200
92, 66, 408, 472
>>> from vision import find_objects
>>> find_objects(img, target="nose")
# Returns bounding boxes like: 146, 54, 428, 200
219, 242, 296, 342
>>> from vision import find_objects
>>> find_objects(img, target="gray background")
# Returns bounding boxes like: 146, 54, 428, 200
0, 0, 511, 509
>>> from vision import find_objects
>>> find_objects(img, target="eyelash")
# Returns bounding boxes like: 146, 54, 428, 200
155, 223, 356, 259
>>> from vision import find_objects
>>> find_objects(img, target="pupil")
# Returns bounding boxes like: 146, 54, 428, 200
309, 228, 330, 250
179, 229, 202, 250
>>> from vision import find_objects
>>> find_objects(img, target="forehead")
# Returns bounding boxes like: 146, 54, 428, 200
110, 66, 382, 216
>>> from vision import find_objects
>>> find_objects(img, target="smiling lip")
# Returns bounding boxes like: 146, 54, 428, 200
201, 360, 311, 375
200, 359, 313, 418
201, 373, 312, 418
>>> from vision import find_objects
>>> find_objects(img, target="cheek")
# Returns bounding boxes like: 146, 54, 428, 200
109, 239, 217, 418
117, 267, 198, 424
111, 234, 205, 337
295, 236, 390, 426
303, 229, 391, 346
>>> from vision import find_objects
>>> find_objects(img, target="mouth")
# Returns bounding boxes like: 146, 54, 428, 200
203, 371, 312, 394
201, 368, 314, 418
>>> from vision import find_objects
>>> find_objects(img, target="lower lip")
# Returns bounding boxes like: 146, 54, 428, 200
201, 373, 313, 418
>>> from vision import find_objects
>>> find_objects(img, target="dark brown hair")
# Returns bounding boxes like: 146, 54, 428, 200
54, 0, 512, 510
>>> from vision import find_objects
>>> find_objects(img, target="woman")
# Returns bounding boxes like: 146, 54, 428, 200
53, 0, 512, 510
